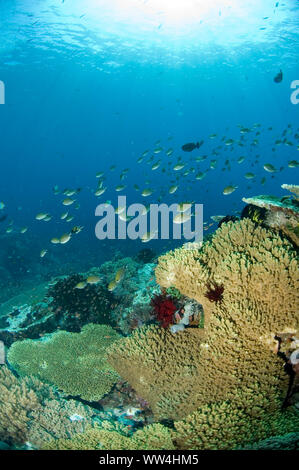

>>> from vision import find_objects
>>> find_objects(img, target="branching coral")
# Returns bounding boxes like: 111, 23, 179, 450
106, 218, 299, 447
0, 366, 96, 447
7, 324, 121, 401
42, 423, 175, 450
107, 325, 205, 419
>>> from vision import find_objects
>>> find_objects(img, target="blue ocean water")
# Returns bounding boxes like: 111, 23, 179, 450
0, 0, 297, 294
0, 0, 298, 452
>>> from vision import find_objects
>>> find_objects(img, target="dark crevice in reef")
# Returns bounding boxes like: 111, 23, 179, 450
274, 335, 296, 409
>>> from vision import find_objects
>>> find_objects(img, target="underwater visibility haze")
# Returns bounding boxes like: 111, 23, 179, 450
0, 0, 298, 452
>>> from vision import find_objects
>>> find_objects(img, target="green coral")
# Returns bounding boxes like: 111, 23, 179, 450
7, 324, 121, 401
43, 424, 175, 450
165, 286, 182, 300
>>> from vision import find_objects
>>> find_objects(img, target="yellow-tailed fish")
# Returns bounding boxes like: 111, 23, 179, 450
169, 185, 178, 194
141, 188, 154, 197
223, 185, 238, 195
108, 280, 118, 291
141, 231, 156, 243
86, 276, 101, 284
263, 163, 277, 173
75, 282, 87, 289
35, 212, 48, 220
62, 198, 75, 206
115, 185, 126, 192
95, 187, 106, 196
173, 212, 192, 224
60, 233, 71, 244
115, 267, 125, 283
173, 163, 185, 171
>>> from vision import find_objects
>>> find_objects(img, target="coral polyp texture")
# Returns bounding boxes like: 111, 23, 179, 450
43, 423, 175, 450
7, 324, 121, 402
0, 366, 96, 448
107, 218, 299, 448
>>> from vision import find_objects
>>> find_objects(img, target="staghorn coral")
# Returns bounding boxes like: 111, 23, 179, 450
8, 324, 121, 402
106, 218, 299, 447
42, 423, 175, 450
0, 366, 96, 447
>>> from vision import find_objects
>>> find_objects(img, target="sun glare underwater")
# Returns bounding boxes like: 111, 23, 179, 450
0, 0, 298, 453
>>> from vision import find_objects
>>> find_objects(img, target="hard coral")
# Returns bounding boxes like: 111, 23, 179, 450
0, 366, 95, 448
8, 324, 121, 402
106, 217, 299, 448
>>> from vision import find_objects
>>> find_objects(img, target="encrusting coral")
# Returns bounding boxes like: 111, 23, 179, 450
7, 324, 121, 401
0, 365, 96, 448
106, 218, 299, 448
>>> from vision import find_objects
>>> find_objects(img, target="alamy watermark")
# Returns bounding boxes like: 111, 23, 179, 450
290, 80, 299, 105
95, 196, 203, 243
0, 81, 5, 104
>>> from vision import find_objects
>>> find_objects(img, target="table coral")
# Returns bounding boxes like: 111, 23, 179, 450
7, 324, 121, 401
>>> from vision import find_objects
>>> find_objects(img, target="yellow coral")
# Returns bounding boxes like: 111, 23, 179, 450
107, 219, 299, 429
107, 325, 205, 419
43, 424, 175, 450
173, 399, 299, 450
0, 366, 95, 447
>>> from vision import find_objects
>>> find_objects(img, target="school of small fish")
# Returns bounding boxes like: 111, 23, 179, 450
1, 122, 298, 278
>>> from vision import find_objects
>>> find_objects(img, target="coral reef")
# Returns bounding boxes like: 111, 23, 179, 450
106, 218, 299, 447
173, 399, 299, 450
107, 325, 205, 419
151, 293, 178, 328
42, 423, 175, 450
135, 248, 157, 264
98, 379, 154, 428
105, 260, 160, 335
0, 302, 62, 347
0, 365, 96, 448
237, 431, 299, 450
46, 273, 116, 328
0, 267, 119, 347
242, 183, 299, 246
7, 324, 121, 401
